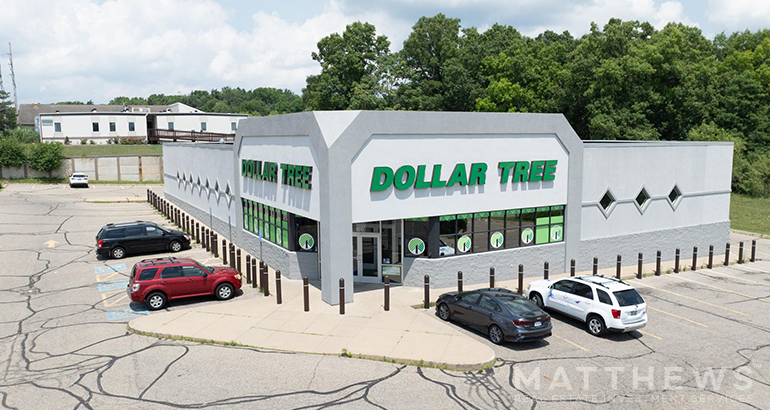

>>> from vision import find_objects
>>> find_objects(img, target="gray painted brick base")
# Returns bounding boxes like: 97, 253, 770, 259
577, 221, 731, 272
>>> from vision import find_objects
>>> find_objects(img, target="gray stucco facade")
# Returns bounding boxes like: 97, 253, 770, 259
161, 111, 734, 305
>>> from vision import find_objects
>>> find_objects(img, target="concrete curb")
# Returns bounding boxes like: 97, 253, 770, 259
126, 323, 497, 372
730, 229, 770, 239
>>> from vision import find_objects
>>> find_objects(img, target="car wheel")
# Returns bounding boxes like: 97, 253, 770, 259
587, 315, 606, 336
169, 240, 182, 252
146, 292, 167, 310
215, 283, 234, 300
110, 247, 126, 259
530, 293, 544, 309
488, 324, 504, 345
437, 303, 451, 321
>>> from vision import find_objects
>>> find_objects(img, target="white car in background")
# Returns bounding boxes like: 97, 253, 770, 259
526, 275, 647, 336
69, 173, 89, 188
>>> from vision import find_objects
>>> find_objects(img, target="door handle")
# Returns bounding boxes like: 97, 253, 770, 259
161, 281, 167, 285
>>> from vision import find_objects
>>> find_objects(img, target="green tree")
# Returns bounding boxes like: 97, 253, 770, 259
0, 90, 16, 131
0, 138, 26, 168
303, 21, 390, 110
27, 142, 63, 173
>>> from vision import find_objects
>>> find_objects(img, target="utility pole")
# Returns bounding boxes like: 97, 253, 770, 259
8, 42, 18, 126
0, 57, 4, 91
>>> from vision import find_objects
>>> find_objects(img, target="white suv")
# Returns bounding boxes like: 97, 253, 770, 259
526, 275, 647, 336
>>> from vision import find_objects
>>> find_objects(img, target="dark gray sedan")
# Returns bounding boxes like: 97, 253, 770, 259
436, 288, 552, 344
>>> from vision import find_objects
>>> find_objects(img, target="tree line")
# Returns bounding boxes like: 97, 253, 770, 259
4, 16, 769, 196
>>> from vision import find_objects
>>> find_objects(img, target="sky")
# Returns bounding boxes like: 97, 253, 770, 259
0, 0, 769, 105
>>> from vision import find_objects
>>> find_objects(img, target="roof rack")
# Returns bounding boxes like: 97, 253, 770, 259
584, 274, 629, 287
138, 256, 177, 265
574, 276, 609, 289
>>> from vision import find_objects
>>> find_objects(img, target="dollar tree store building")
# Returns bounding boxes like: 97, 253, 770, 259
162, 111, 734, 305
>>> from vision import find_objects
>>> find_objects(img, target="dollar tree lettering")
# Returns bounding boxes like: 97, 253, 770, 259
457, 235, 472, 253
298, 233, 315, 250
490, 232, 504, 249
408, 238, 425, 256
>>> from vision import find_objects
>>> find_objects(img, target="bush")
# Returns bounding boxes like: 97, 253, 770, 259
1, 127, 40, 144
0, 138, 27, 168
80, 138, 88, 145
27, 142, 64, 173
64, 136, 71, 145
119, 137, 144, 145
89, 140, 95, 145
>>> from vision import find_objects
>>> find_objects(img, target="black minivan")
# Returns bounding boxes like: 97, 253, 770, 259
96, 221, 190, 259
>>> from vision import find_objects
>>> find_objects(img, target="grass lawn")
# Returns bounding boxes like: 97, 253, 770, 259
731, 193, 770, 236
61, 144, 162, 157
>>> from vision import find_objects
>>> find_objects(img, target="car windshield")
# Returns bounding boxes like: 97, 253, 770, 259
73, 174, 86, 178
497, 296, 542, 316
199, 265, 215, 274
613, 289, 645, 307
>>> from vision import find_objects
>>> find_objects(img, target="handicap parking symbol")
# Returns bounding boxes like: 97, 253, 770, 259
98, 279, 129, 292
106, 305, 149, 321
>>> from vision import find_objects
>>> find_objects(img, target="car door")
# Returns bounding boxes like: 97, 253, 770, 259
144, 226, 168, 251
565, 282, 594, 321
452, 292, 481, 325
473, 295, 501, 331
158, 266, 186, 298
181, 265, 211, 296
545, 280, 574, 315
124, 226, 148, 252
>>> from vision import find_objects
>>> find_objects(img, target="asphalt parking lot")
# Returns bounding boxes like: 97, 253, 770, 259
1, 183, 769, 409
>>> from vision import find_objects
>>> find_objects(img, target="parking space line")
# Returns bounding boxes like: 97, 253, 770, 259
95, 271, 126, 283
664, 275, 770, 305
697, 269, 770, 289
646, 306, 708, 328
727, 264, 770, 273
553, 335, 589, 352
101, 291, 130, 308
632, 281, 749, 317
637, 330, 662, 340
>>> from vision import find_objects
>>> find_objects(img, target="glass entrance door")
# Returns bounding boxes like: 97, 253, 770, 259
352, 234, 381, 283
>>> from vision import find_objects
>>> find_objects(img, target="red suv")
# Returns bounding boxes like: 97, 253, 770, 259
127, 257, 242, 310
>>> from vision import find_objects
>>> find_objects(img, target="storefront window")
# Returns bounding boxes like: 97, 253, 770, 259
296, 216, 318, 252
381, 220, 402, 265
435, 205, 565, 257
405, 218, 430, 257
244, 199, 311, 251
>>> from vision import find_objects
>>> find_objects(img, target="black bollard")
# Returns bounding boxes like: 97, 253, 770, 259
544, 262, 549, 280
674, 248, 680, 273
384, 276, 390, 312
263, 264, 269, 297
339, 279, 345, 315
251, 259, 257, 289
457, 271, 463, 293
593, 257, 598, 275
738, 242, 744, 264
424, 275, 430, 309
303, 277, 310, 312
518, 264, 524, 295
656, 250, 661, 276
489, 267, 495, 288
570, 259, 575, 277
229, 244, 236, 269
708, 245, 714, 269
236, 249, 242, 273
205, 229, 211, 252
222, 240, 228, 264
213, 234, 219, 258
725, 243, 731, 266
258, 262, 264, 290
692, 246, 698, 271
195, 222, 200, 244
637, 253, 643, 279
751, 239, 756, 263
616, 255, 622, 279
245, 255, 252, 285
276, 270, 282, 305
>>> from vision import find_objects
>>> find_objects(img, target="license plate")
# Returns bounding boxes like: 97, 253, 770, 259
630, 310, 638, 316
126, 287, 131, 297
534, 321, 542, 327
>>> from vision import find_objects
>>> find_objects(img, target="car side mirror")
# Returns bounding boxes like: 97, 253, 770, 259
548, 284, 554, 289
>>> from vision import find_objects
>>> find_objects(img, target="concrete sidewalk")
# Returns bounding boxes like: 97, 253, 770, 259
128, 277, 497, 371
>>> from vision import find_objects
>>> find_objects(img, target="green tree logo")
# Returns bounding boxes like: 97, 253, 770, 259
298, 233, 315, 250
550, 225, 563, 242
457, 235, 472, 253
521, 228, 534, 245
490, 232, 504, 249
408, 238, 425, 255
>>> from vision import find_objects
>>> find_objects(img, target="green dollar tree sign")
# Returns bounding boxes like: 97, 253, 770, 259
490, 232, 504, 249
457, 235, 472, 253
408, 238, 425, 256
298, 233, 315, 250
521, 228, 534, 245
550, 225, 563, 242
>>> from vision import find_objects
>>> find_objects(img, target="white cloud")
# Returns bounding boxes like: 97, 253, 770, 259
524, 0, 694, 37
0, 0, 409, 104
707, 0, 770, 31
